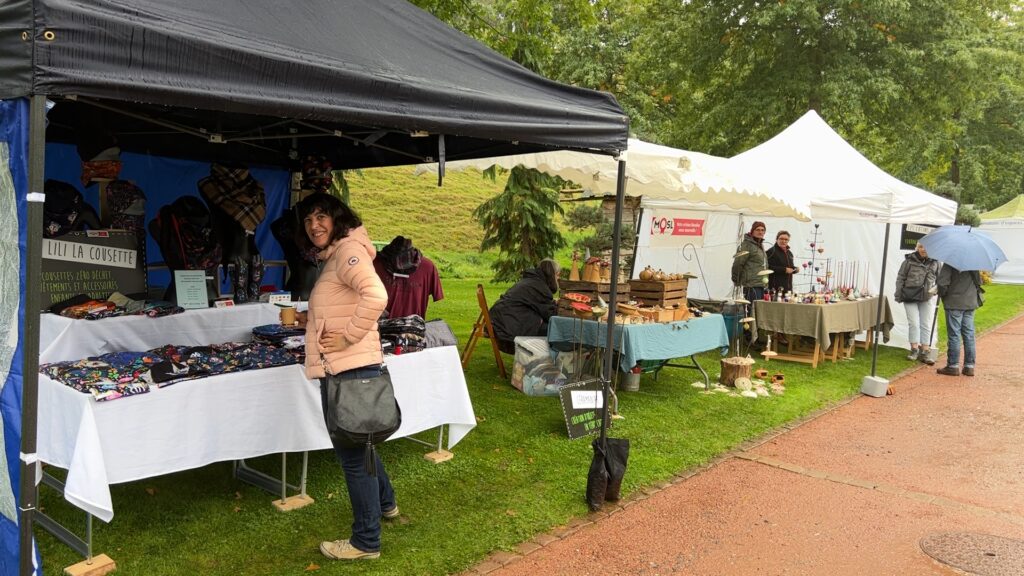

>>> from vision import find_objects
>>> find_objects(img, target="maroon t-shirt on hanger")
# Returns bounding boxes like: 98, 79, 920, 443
373, 256, 444, 319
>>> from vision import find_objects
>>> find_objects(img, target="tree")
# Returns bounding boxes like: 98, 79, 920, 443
473, 166, 566, 282
630, 0, 1024, 203
565, 203, 636, 262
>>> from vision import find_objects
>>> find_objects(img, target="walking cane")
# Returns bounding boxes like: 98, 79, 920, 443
926, 295, 941, 363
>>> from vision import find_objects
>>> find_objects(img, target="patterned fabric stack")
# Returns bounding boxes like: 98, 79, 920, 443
41, 342, 298, 401
378, 315, 427, 354
252, 324, 306, 361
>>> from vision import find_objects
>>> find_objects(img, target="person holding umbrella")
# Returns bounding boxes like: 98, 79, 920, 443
935, 265, 982, 377
919, 225, 1008, 378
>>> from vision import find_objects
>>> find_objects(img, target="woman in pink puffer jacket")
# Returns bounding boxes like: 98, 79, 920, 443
292, 193, 397, 562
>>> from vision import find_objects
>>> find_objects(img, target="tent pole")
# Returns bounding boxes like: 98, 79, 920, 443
599, 159, 627, 445
869, 223, 891, 377
19, 95, 47, 576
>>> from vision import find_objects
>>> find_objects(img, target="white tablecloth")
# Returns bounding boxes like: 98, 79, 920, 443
39, 303, 284, 363
35, 306, 476, 522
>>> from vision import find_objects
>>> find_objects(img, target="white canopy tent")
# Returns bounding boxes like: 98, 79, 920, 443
979, 196, 1024, 285
636, 111, 957, 352
415, 138, 812, 220
728, 110, 957, 225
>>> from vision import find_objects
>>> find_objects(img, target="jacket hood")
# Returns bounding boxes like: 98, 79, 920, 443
318, 225, 376, 261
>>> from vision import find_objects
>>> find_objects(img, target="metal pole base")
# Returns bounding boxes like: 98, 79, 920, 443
860, 375, 889, 398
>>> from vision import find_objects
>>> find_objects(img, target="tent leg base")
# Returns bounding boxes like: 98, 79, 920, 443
63, 554, 116, 576
423, 449, 453, 464
272, 494, 315, 512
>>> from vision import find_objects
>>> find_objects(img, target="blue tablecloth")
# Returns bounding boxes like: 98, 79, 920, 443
547, 314, 729, 373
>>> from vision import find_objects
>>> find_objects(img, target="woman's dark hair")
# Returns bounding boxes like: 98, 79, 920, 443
776, 230, 790, 240
293, 192, 362, 251
537, 258, 560, 294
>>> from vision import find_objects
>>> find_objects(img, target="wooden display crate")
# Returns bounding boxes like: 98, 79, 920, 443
638, 307, 674, 323
560, 279, 630, 297
628, 279, 687, 307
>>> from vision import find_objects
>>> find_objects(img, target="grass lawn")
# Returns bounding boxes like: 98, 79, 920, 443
35, 278, 1024, 575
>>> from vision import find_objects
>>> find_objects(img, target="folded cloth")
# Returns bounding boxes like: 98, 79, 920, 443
378, 314, 426, 336
424, 319, 458, 348
60, 300, 116, 320
106, 291, 145, 314
141, 301, 185, 318
80, 159, 122, 187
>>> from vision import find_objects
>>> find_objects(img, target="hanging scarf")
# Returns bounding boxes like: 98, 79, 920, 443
378, 236, 422, 275
197, 163, 266, 232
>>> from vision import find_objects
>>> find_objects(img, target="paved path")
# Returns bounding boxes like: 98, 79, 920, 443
467, 314, 1024, 575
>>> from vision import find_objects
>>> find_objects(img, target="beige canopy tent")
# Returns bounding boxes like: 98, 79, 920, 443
415, 138, 812, 220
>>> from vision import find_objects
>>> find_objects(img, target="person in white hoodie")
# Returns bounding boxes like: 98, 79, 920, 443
290, 193, 398, 561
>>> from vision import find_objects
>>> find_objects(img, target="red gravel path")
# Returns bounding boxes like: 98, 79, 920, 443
470, 314, 1024, 576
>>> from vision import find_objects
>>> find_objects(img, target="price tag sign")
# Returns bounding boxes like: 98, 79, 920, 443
174, 270, 210, 310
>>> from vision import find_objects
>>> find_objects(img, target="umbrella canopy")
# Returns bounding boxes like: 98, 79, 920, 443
919, 225, 1008, 271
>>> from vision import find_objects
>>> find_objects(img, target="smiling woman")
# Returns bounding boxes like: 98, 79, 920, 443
293, 192, 398, 561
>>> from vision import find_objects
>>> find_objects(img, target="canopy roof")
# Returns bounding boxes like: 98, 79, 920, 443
980, 195, 1024, 222
729, 111, 956, 225
416, 138, 812, 220
1, 0, 627, 168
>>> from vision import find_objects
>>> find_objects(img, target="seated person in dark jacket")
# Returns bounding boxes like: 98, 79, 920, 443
489, 259, 560, 354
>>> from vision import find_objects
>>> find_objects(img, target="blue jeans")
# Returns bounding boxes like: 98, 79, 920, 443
944, 309, 976, 369
320, 366, 396, 553
903, 298, 936, 347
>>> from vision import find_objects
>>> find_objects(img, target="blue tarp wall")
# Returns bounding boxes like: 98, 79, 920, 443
1, 99, 34, 576
44, 143, 292, 294
0, 101, 294, 575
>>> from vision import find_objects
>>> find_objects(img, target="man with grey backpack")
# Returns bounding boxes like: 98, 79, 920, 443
894, 242, 940, 365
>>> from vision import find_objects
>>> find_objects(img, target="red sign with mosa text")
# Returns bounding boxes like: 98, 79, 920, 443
651, 217, 705, 237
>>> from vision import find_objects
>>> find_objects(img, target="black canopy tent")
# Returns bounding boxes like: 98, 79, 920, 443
1, 1, 629, 573
1, 0, 627, 167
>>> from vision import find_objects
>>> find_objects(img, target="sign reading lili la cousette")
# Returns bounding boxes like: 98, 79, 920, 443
40, 230, 147, 309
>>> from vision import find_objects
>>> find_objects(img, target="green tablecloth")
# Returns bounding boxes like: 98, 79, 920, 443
547, 314, 729, 373
752, 296, 893, 351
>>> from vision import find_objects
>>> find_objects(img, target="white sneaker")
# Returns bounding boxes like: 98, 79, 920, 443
319, 539, 380, 560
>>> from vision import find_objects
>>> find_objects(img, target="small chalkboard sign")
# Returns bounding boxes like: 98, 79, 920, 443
558, 378, 606, 439
41, 230, 146, 309
900, 223, 938, 251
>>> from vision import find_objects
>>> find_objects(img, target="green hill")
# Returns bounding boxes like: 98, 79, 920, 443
345, 166, 507, 255
343, 165, 586, 279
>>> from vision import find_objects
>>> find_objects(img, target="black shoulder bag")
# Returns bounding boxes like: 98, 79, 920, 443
323, 367, 402, 476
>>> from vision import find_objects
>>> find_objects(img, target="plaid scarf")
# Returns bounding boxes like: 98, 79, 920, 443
378, 236, 422, 274
197, 164, 266, 232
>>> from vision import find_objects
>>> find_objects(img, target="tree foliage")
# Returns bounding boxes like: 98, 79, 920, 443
413, 0, 1024, 251
472, 166, 566, 282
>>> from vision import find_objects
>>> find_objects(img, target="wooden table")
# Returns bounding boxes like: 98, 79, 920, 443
752, 297, 893, 368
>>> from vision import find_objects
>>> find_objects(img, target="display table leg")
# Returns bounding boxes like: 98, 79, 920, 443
37, 470, 117, 572
234, 454, 315, 512
660, 355, 710, 389
63, 554, 116, 576
405, 425, 455, 463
